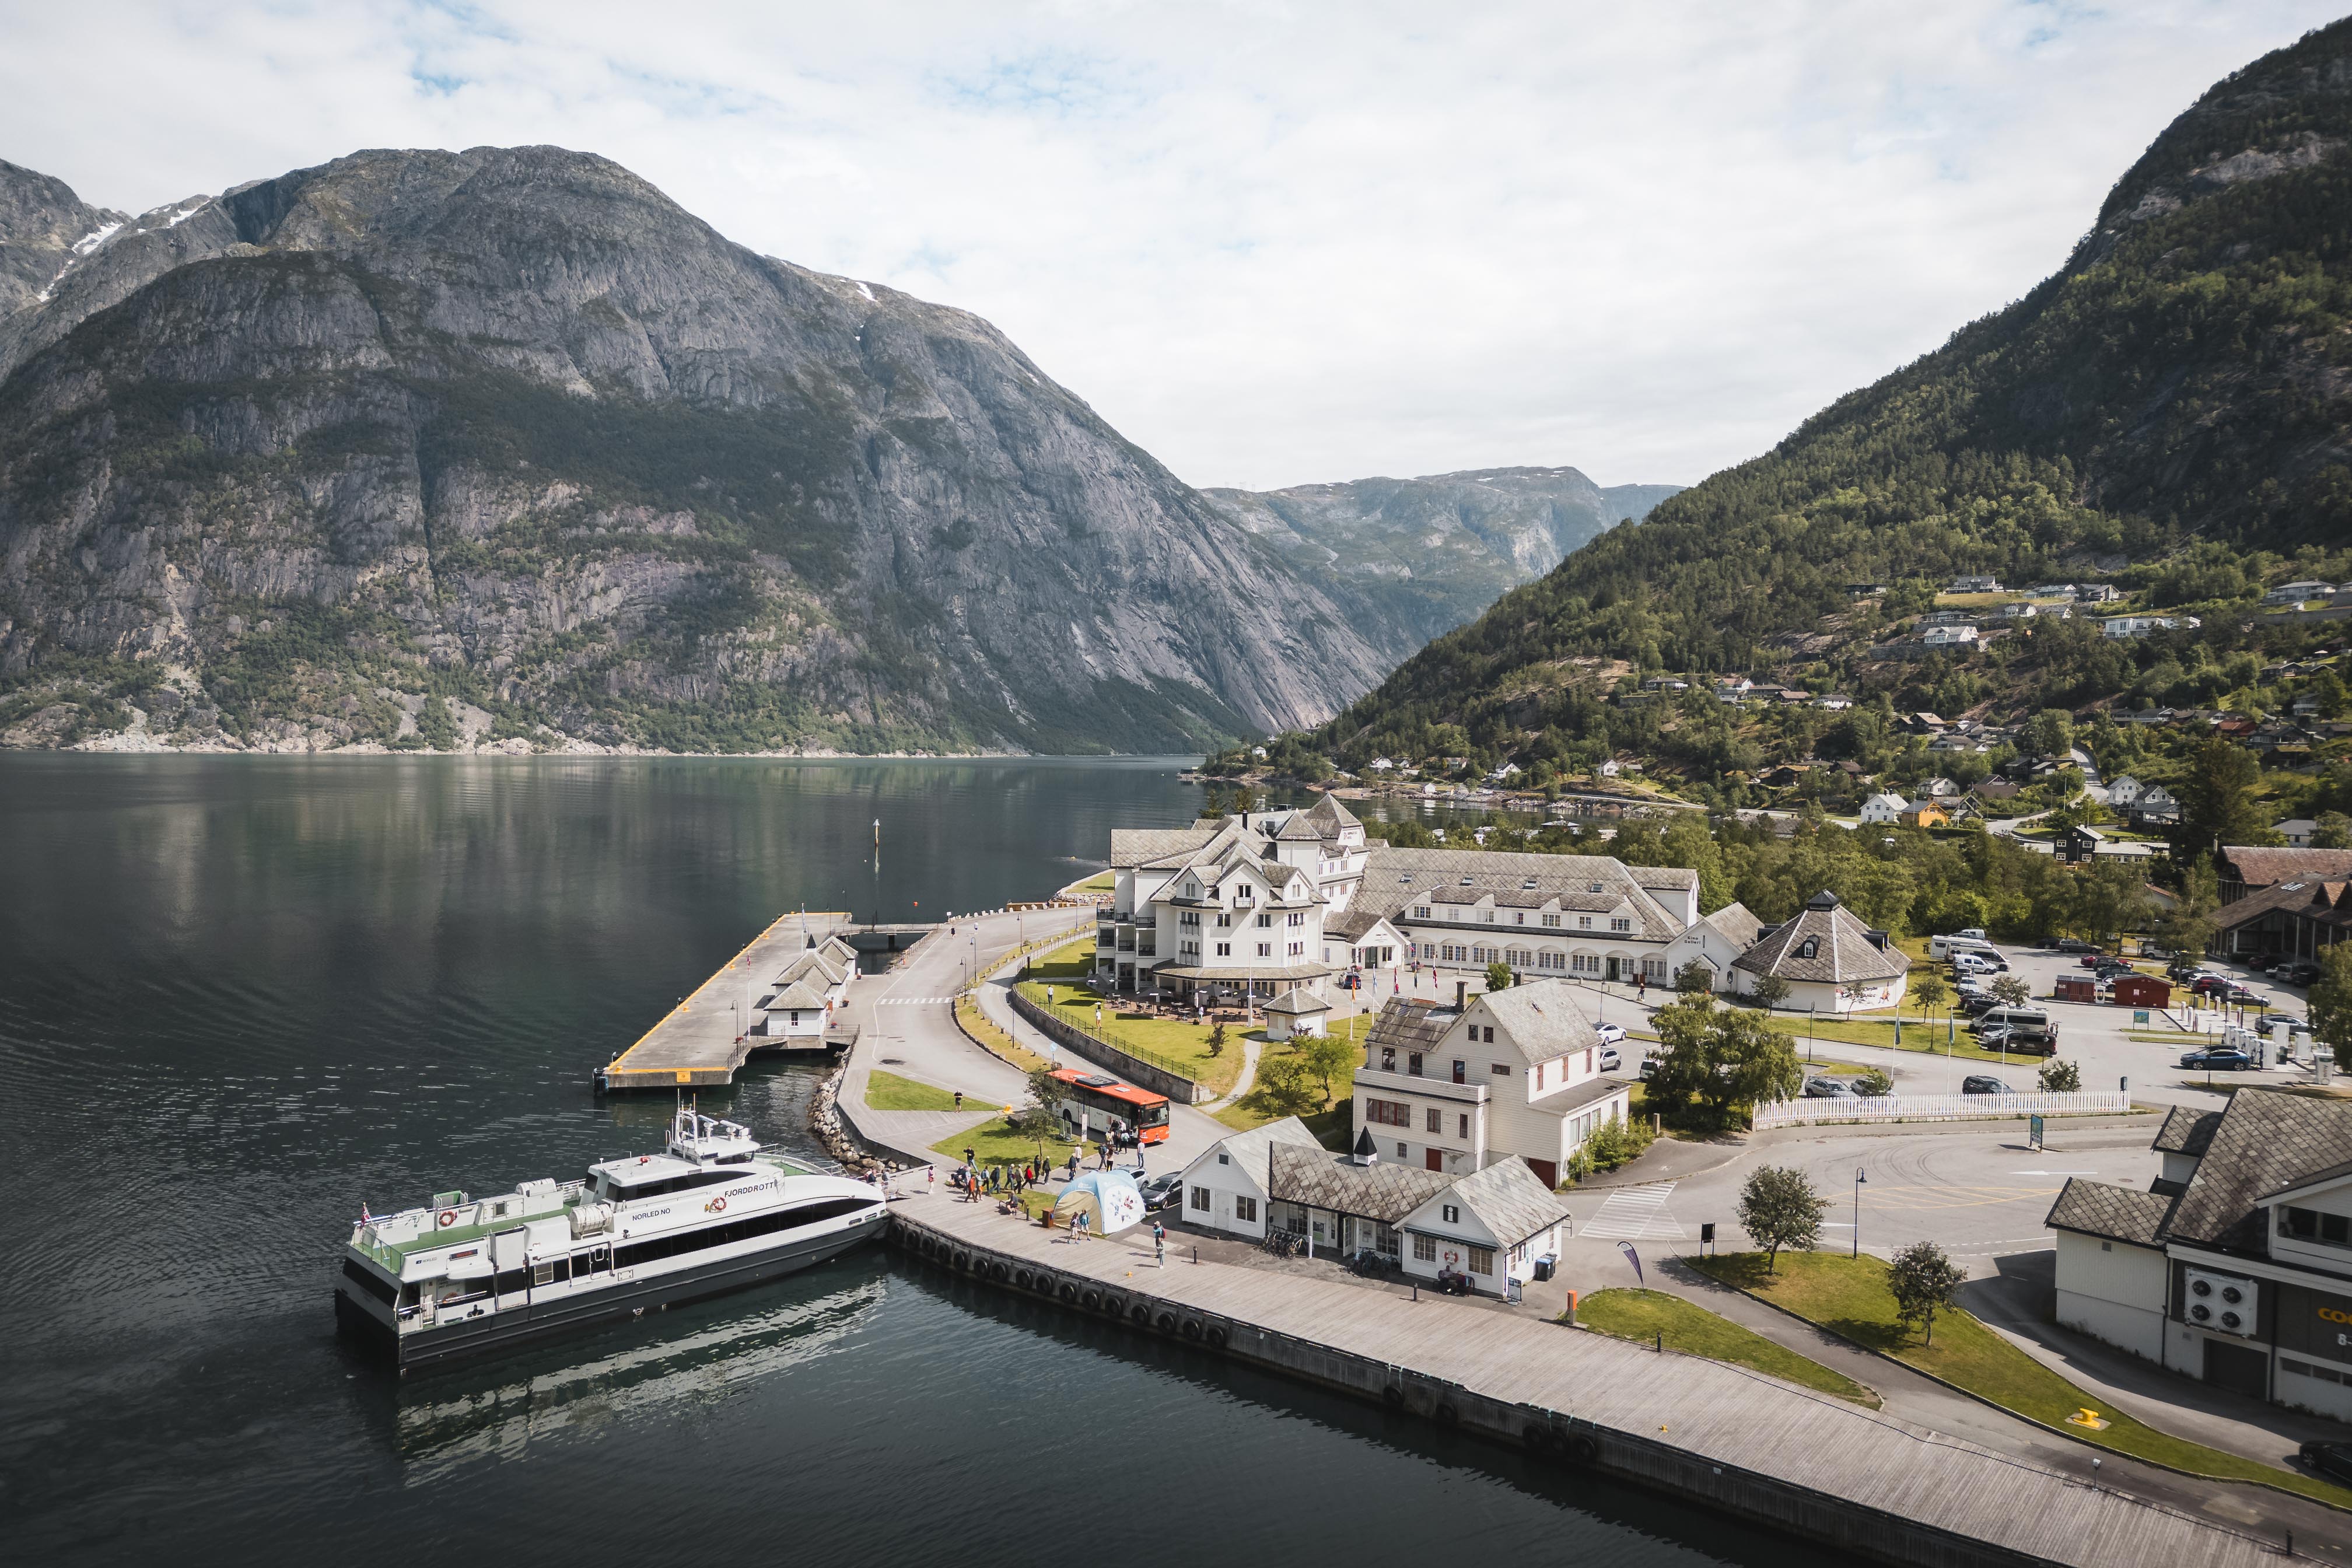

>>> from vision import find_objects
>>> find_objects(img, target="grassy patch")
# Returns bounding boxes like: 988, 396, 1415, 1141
956, 993, 1050, 1072
864, 1070, 973, 1113
1212, 1100, 1354, 1149
1576, 1288, 1879, 1406
930, 1112, 1092, 1171
1693, 1251, 2352, 1507
1768, 1014, 2043, 1066
1018, 937, 1245, 1095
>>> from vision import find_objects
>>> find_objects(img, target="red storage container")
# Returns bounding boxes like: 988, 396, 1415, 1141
2111, 974, 2172, 1008
2054, 975, 2096, 1003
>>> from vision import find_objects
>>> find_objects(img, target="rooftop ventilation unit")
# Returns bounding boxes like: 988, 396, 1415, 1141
2183, 1268, 2259, 1338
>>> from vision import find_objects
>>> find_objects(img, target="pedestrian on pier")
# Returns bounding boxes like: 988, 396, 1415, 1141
1153, 1220, 1165, 1266
926, 1167, 936, 1194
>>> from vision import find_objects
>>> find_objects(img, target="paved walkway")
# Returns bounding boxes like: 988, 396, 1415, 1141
900, 1192, 2299, 1567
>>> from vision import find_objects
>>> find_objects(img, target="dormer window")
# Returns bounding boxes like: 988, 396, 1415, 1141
1588, 883, 1602, 894
1798, 938, 1819, 960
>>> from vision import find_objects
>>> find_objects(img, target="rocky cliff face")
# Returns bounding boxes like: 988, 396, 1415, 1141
1206, 467, 1678, 644
0, 146, 1436, 754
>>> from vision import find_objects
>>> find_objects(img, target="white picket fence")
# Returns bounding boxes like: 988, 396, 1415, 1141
1751, 1090, 2132, 1130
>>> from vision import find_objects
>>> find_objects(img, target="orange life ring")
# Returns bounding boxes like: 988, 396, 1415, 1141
1444, 1249, 1460, 1265
707, 1195, 728, 1213
438, 1209, 457, 1227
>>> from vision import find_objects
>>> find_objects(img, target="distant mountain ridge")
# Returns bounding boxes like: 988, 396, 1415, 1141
1206, 468, 1679, 644
0, 146, 1494, 754
1295, 19, 2352, 773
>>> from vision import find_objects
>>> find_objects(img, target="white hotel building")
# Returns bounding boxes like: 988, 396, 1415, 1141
1100, 797, 1752, 999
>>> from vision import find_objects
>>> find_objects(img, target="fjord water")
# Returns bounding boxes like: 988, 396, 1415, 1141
0, 755, 1812, 1567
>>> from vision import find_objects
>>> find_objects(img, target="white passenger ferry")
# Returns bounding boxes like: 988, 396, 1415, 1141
337, 1105, 889, 1370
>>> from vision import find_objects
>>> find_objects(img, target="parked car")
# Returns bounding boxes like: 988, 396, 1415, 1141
2179, 1047, 2258, 1072
1976, 1024, 2017, 1049
1597, 1045, 1622, 1072
1951, 953, 1998, 976
2192, 974, 2234, 998
1954, 928, 1989, 942
1961, 1076, 2017, 1095
2053, 938, 2097, 955
2300, 1440, 2352, 1486
1802, 1076, 1858, 1098
1639, 1056, 1660, 1082
1593, 1021, 1627, 1046
2223, 985, 2270, 1007
2091, 961, 2134, 982
2166, 960, 2207, 982
2271, 961, 2320, 988
1959, 991, 2002, 1014
1136, 1172, 1186, 1211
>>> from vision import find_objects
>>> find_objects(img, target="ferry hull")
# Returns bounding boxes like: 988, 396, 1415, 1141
338, 1222, 877, 1373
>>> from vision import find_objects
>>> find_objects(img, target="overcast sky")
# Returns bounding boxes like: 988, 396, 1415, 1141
2, 2, 2341, 491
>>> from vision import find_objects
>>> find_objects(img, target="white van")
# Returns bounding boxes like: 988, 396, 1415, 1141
1931, 933, 2000, 963
1972, 1006, 2057, 1049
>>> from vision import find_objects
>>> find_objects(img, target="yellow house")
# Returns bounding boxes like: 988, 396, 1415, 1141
1899, 802, 1950, 829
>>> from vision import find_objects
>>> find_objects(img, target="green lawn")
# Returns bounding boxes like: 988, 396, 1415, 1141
1576, 1288, 1880, 1406
1770, 1013, 2048, 1067
1018, 936, 1247, 1095
1693, 1251, 2352, 1506
864, 1070, 974, 1112
929, 1111, 1092, 1171
1213, 1100, 1354, 1149
955, 993, 1050, 1072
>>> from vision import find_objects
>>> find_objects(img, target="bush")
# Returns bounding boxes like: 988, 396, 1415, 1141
2037, 1058, 2082, 1093
1584, 1114, 1655, 1172
1854, 1068, 1893, 1097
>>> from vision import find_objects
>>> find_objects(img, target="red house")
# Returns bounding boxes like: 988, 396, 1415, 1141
2111, 974, 2171, 1009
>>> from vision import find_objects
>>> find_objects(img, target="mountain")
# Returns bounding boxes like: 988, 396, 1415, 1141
0, 146, 1438, 755
1297, 19, 2352, 776
1204, 468, 1679, 645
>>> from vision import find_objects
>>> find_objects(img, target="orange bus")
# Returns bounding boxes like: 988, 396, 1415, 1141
1050, 1069, 1171, 1145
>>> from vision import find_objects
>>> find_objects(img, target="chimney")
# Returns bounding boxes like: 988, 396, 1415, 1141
1455, 980, 1466, 1011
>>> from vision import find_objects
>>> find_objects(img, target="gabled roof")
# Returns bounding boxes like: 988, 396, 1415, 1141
816, 935, 859, 967
1730, 891, 1910, 984
1181, 1115, 1324, 1189
1699, 901, 1762, 945
765, 979, 830, 1010
1303, 793, 1361, 834
1475, 981, 1605, 1065
2164, 1089, 2352, 1253
2220, 846, 2352, 890
1268, 1143, 1454, 1223
1110, 825, 1222, 869
1325, 908, 1398, 943
2262, 1157, 2352, 1206
1354, 846, 1684, 939
1274, 814, 1325, 843
1410, 1158, 1571, 1247
2045, 1178, 2172, 1247
1363, 997, 1457, 1056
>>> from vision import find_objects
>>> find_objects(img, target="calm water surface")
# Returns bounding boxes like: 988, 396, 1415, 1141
0, 755, 1822, 1567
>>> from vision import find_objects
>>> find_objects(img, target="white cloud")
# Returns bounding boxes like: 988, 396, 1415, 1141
0, 1, 2339, 490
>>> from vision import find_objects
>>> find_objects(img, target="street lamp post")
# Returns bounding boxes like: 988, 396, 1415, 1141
1852, 1168, 1868, 1259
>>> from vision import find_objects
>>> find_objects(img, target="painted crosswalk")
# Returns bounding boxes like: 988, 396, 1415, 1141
1580, 1181, 1686, 1240
880, 996, 956, 1006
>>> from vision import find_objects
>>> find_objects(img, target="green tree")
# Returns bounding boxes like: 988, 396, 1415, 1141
1485, 960, 1516, 992
1990, 973, 2031, 1007
2024, 708, 2074, 761
1735, 1166, 1825, 1273
2038, 1057, 2082, 1093
2315, 811, 2352, 850
1749, 973, 1791, 1010
1300, 1032, 1360, 1107
1244, 1053, 1322, 1118
1674, 958, 1716, 996
1909, 970, 1951, 1026
2310, 944, 2352, 1055
1854, 1067, 1893, 1097
1014, 1065, 1070, 1158
1648, 999, 1800, 1128
2173, 736, 2274, 858
1205, 1021, 1228, 1058
1887, 1240, 1967, 1347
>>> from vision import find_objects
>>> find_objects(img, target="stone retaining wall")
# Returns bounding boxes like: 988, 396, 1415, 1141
1007, 988, 1208, 1105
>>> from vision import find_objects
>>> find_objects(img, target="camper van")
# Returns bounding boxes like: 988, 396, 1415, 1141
1930, 933, 2000, 963
1970, 1006, 2057, 1051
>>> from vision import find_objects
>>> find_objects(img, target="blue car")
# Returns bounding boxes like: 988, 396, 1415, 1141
2179, 1048, 2257, 1072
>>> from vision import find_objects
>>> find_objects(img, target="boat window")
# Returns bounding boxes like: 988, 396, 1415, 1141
610, 1196, 876, 1270
340, 1258, 397, 1306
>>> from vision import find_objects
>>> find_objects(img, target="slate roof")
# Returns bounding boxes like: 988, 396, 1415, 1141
1110, 826, 1222, 869
1268, 1143, 1455, 1223
1730, 891, 1910, 984
2151, 1104, 2221, 1156
1354, 846, 1684, 939
1325, 908, 1394, 943
1363, 997, 1458, 1056
1262, 986, 1331, 1016
2214, 878, 2352, 940
2220, 846, 2352, 890
1476, 981, 1606, 1065
764, 979, 831, 1010
1410, 1157, 1573, 1248
1275, 814, 1325, 842
1180, 1115, 1324, 1191
2164, 1089, 2352, 1253
1699, 901, 1763, 945
2045, 1178, 2173, 1247
1303, 793, 1361, 834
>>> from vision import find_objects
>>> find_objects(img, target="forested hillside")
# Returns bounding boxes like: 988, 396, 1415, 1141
1299, 19, 2352, 788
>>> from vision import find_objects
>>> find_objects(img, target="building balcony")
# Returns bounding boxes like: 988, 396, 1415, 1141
1353, 1066, 1489, 1105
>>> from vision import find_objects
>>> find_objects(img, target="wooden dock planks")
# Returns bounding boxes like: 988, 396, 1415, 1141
897, 1196, 2285, 1568
598, 912, 850, 1090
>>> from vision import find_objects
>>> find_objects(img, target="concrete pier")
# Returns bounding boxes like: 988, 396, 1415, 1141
596, 912, 860, 1091
890, 1196, 2295, 1568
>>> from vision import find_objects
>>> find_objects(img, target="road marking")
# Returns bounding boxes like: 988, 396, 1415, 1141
880, 997, 955, 1006
1582, 1181, 1686, 1240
